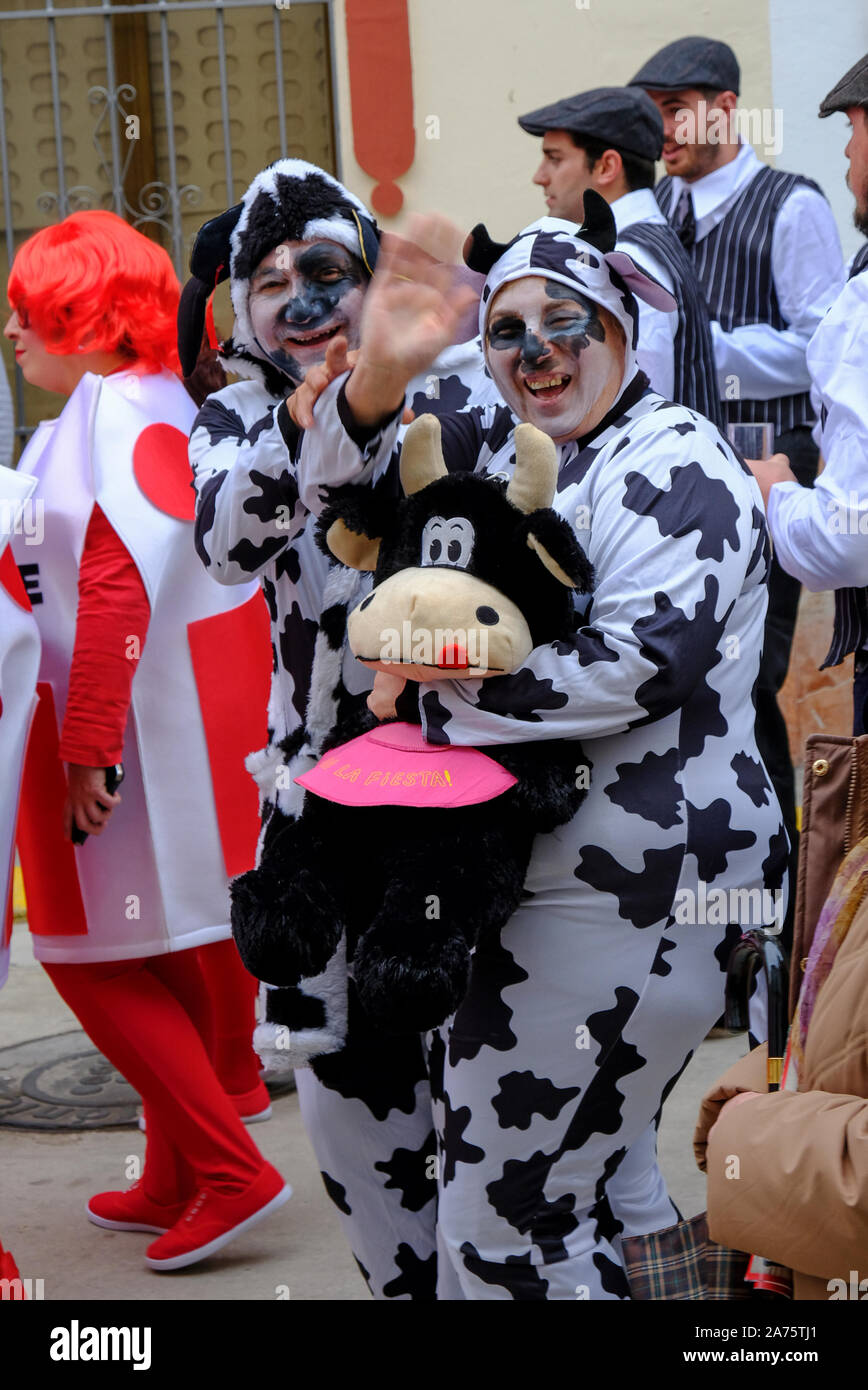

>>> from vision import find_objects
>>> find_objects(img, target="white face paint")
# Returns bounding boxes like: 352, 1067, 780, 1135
485, 275, 625, 444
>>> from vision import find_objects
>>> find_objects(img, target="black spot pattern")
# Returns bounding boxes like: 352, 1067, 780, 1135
373, 1128, 437, 1211
650, 934, 678, 977
686, 799, 757, 882
243, 467, 299, 522
623, 461, 741, 562
194, 469, 228, 566
381, 1243, 438, 1300
409, 373, 472, 420
320, 1170, 352, 1215
449, 937, 529, 1065
574, 844, 685, 929
731, 751, 772, 807
439, 1095, 485, 1187
491, 1071, 581, 1131
604, 749, 683, 828
420, 689, 453, 746
460, 1242, 549, 1300
475, 668, 569, 721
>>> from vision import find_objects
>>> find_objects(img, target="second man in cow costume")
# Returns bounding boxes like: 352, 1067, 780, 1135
187, 163, 786, 1299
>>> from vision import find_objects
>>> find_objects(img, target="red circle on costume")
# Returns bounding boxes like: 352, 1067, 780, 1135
371, 181, 403, 217
132, 423, 196, 521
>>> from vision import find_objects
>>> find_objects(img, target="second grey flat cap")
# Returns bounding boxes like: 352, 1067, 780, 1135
629, 36, 740, 97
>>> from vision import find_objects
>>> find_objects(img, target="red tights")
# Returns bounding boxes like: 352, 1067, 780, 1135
196, 938, 261, 1099
43, 948, 266, 1203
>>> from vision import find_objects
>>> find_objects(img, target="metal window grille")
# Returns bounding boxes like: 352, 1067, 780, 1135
0, 0, 339, 449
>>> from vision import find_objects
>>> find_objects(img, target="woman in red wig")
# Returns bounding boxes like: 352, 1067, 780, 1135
5, 211, 289, 1272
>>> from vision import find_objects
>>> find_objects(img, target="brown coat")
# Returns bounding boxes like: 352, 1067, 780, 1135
694, 898, 868, 1300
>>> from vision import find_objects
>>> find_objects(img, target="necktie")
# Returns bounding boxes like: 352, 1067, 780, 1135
674, 188, 696, 249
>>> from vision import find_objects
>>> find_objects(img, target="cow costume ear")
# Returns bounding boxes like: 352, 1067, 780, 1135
576, 189, 617, 254
177, 203, 243, 376
522, 511, 595, 591
462, 223, 515, 275
317, 480, 397, 572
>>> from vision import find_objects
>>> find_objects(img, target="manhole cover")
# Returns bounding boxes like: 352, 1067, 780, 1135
0, 1031, 139, 1130
0, 1031, 296, 1131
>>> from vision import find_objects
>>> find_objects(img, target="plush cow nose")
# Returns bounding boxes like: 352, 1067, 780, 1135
437, 642, 468, 669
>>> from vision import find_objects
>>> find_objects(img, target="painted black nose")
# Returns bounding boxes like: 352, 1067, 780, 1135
476, 606, 499, 625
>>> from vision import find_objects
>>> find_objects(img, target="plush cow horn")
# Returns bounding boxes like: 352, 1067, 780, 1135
400, 414, 448, 495
506, 424, 558, 514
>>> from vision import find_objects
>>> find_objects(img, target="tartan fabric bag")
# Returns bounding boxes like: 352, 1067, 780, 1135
622, 1212, 753, 1300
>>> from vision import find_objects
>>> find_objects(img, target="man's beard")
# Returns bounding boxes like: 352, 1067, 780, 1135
854, 202, 868, 239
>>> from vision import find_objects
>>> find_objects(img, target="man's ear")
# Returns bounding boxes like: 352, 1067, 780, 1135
324, 518, 381, 571
521, 510, 594, 590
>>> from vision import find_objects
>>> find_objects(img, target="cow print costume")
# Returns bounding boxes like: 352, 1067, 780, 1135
189, 176, 786, 1298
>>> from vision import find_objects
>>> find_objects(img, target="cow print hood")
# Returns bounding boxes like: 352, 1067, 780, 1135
469, 194, 677, 386
179, 159, 380, 390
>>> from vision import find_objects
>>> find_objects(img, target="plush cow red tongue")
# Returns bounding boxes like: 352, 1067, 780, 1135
437, 642, 468, 669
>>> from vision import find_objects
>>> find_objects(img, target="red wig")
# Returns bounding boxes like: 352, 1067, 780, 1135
8, 211, 181, 374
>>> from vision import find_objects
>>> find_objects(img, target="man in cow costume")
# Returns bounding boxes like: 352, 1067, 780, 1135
189, 167, 787, 1298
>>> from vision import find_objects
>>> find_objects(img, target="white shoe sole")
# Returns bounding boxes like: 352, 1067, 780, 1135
137, 1105, 272, 1132
144, 1183, 292, 1271
86, 1205, 174, 1236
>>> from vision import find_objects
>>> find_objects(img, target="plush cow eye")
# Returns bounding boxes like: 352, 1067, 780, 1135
420, 516, 474, 569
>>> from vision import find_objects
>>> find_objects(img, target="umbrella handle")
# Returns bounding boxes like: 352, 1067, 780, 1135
724, 930, 789, 1091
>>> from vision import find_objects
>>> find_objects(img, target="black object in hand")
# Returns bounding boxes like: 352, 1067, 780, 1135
70, 763, 125, 846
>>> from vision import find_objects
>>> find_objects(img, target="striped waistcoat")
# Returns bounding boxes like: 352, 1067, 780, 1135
619, 219, 725, 431
656, 166, 823, 434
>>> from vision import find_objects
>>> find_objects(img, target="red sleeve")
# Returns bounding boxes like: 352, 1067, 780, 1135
59, 504, 151, 766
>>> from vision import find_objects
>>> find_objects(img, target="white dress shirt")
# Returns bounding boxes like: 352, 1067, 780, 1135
612, 187, 676, 400
767, 269, 868, 591
666, 143, 844, 402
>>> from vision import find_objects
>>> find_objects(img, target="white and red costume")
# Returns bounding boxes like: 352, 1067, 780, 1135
0, 466, 41, 990
8, 364, 282, 1217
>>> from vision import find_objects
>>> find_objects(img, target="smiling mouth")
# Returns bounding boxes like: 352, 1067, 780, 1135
278, 322, 343, 351
522, 372, 570, 401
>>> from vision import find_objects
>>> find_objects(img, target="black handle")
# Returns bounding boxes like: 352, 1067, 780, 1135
70, 763, 125, 847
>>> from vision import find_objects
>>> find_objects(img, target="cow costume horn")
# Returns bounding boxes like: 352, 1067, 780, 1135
178, 159, 381, 378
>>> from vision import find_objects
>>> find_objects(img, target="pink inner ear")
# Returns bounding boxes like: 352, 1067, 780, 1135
605, 251, 678, 313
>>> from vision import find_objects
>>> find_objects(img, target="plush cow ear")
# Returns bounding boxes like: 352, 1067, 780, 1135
523, 510, 595, 591
324, 518, 382, 572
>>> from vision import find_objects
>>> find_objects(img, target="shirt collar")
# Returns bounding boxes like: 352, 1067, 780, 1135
611, 187, 666, 232
667, 141, 761, 223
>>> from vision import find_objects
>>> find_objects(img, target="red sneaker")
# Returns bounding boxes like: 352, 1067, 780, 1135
87, 1182, 189, 1235
144, 1163, 291, 1271
230, 1080, 272, 1124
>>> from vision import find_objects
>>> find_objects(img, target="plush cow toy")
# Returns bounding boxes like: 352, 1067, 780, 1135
231, 414, 594, 1033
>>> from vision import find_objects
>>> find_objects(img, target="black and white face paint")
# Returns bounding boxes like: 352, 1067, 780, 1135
485, 275, 624, 443
248, 238, 366, 384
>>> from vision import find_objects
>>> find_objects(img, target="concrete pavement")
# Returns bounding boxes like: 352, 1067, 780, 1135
0, 926, 744, 1301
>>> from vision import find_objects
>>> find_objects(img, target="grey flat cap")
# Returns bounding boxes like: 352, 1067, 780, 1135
518, 86, 664, 162
819, 54, 868, 116
629, 36, 740, 97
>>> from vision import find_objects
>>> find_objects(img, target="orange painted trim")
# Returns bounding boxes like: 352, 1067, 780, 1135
345, 0, 415, 217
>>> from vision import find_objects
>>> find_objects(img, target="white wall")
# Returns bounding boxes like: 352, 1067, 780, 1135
769, 0, 868, 263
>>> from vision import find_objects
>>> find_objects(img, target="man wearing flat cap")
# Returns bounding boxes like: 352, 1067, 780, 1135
518, 85, 723, 427
631, 37, 845, 948
750, 55, 868, 735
